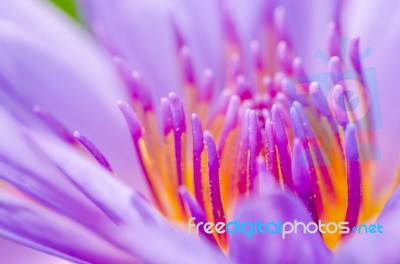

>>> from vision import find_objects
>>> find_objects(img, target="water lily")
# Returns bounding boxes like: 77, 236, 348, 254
0, 0, 399, 263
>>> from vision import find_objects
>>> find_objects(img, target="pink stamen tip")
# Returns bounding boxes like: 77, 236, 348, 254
309, 82, 331, 117
74, 131, 113, 172
292, 138, 319, 221
344, 123, 362, 230
250, 40, 264, 71
328, 56, 343, 84
168, 93, 186, 135
169, 93, 186, 187
33, 105, 75, 144
179, 46, 195, 85
274, 6, 288, 42
331, 85, 349, 125
113, 57, 140, 100
271, 104, 294, 190
240, 109, 251, 140
280, 77, 297, 101
131, 71, 153, 111
221, 5, 239, 44
191, 114, 204, 154
263, 76, 276, 97
326, 21, 340, 58
171, 17, 186, 50
160, 97, 173, 136
214, 89, 232, 116
292, 101, 314, 136
201, 68, 215, 101
293, 57, 309, 88
230, 53, 243, 80
129, 71, 143, 100
277, 41, 292, 74
290, 107, 306, 139
235, 75, 252, 100
204, 131, 225, 224
292, 103, 334, 197
349, 37, 362, 74
117, 100, 143, 141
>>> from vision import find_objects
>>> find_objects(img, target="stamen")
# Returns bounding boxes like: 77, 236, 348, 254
349, 37, 362, 75
248, 110, 260, 191
234, 75, 252, 100
221, 5, 239, 47
263, 76, 276, 97
344, 123, 362, 230
328, 56, 343, 85
112, 56, 137, 100
118, 101, 142, 142
169, 93, 187, 187
264, 117, 279, 181
179, 46, 195, 85
326, 22, 340, 58
33, 106, 75, 144
237, 109, 251, 194
118, 100, 161, 208
178, 187, 218, 246
250, 40, 264, 72
273, 7, 288, 42
309, 82, 332, 117
200, 69, 215, 102
204, 131, 225, 225
230, 54, 243, 81
290, 106, 323, 214
191, 114, 205, 210
331, 84, 349, 126
160, 97, 173, 136
271, 104, 294, 190
127, 71, 153, 112
277, 41, 292, 74
73, 131, 113, 172
292, 102, 334, 194
293, 57, 309, 91
171, 18, 186, 51
292, 138, 319, 221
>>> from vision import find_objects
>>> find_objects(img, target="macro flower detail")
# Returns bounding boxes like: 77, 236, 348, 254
0, 0, 399, 264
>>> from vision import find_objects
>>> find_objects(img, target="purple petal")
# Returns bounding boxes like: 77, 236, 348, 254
0, 108, 113, 231
0, 1, 142, 188
229, 192, 331, 264
377, 185, 400, 222
23, 128, 141, 228
0, 238, 69, 264
333, 211, 400, 263
128, 222, 231, 264
0, 191, 136, 263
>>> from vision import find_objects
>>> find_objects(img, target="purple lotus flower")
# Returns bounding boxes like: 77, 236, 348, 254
0, 0, 399, 263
